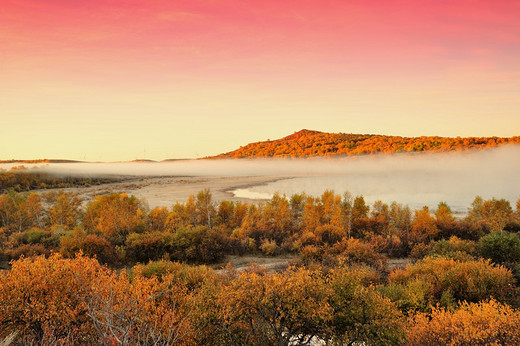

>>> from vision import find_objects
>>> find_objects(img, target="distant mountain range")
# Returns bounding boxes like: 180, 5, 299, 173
211, 129, 520, 159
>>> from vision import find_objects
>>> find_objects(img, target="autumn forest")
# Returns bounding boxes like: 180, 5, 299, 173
214, 130, 520, 159
1, 170, 520, 344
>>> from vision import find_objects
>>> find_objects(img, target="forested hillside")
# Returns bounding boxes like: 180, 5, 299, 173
213, 129, 520, 158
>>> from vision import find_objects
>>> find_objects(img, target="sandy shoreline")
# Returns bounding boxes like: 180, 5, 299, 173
34, 175, 290, 208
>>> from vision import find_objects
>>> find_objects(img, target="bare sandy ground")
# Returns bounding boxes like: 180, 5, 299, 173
214, 255, 297, 273
38, 175, 289, 208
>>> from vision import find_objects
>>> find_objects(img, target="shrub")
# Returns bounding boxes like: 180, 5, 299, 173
125, 231, 172, 263
133, 259, 217, 291
0, 254, 193, 345
60, 231, 116, 264
328, 238, 387, 270
3, 243, 50, 261
0, 254, 104, 342
410, 236, 477, 261
408, 300, 520, 345
214, 267, 333, 345
260, 238, 280, 256
478, 231, 520, 264
386, 257, 515, 313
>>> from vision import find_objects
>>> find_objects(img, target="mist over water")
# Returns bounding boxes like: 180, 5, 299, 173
230, 146, 520, 213
3, 145, 519, 212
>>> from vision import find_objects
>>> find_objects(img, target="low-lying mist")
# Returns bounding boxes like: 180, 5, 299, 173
2, 145, 519, 212
230, 146, 520, 213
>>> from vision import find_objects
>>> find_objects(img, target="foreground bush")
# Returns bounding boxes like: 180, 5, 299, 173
193, 266, 333, 345
4, 253, 520, 345
408, 299, 520, 345
191, 265, 405, 346
0, 254, 103, 343
0, 254, 191, 345
329, 266, 406, 345
385, 257, 515, 312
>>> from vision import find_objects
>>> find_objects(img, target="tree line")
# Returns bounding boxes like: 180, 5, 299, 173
1, 188, 519, 267
0, 167, 123, 193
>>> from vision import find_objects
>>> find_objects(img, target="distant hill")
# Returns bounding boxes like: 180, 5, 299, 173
128, 159, 157, 163
0, 159, 82, 164
212, 129, 520, 158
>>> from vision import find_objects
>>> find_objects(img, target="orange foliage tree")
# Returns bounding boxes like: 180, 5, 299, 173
48, 191, 82, 230
0, 191, 42, 233
82, 193, 146, 242
409, 206, 438, 245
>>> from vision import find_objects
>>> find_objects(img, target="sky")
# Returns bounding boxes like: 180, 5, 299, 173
1, 0, 519, 161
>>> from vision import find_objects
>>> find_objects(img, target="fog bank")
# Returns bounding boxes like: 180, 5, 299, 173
2, 145, 519, 212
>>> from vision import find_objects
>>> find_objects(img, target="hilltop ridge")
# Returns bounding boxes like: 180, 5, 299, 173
211, 130, 520, 158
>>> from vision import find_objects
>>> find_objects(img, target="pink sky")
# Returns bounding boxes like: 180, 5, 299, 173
1, 0, 519, 160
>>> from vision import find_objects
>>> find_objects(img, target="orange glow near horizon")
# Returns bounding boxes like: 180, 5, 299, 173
1, 0, 520, 161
